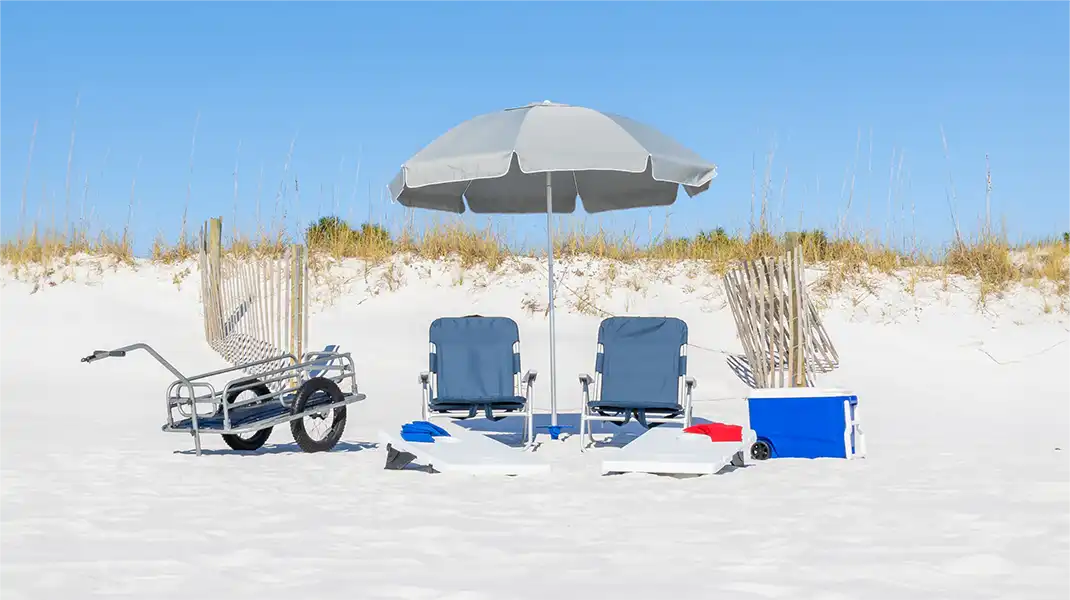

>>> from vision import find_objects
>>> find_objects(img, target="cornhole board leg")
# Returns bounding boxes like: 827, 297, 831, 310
601, 423, 756, 476
384, 444, 420, 471
377, 421, 551, 476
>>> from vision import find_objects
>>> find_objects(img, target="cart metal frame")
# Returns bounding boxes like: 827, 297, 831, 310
81, 343, 366, 455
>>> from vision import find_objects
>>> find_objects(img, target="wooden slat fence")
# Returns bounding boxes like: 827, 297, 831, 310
722, 245, 838, 388
198, 218, 308, 390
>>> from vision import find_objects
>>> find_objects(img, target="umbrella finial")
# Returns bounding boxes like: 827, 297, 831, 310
506, 100, 567, 111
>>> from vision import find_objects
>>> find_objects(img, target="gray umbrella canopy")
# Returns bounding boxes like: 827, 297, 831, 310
388, 101, 717, 213
388, 101, 717, 434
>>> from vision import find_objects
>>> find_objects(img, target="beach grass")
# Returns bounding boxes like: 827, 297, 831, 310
4, 214, 1067, 303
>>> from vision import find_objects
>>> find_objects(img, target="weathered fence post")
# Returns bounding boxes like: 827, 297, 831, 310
208, 217, 222, 281
289, 243, 306, 363
203, 217, 224, 345
786, 241, 806, 387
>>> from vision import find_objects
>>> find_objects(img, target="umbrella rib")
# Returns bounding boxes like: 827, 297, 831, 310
460, 179, 474, 205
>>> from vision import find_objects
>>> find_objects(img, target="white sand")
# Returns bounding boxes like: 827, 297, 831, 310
2, 256, 1068, 599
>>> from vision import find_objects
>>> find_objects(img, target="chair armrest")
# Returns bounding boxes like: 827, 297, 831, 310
685, 376, 697, 391
522, 370, 538, 385
579, 373, 593, 391
419, 371, 430, 386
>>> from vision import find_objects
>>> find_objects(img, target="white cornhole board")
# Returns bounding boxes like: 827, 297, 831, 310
378, 421, 550, 476
601, 423, 757, 476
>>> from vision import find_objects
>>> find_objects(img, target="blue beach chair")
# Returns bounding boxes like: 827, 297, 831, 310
304, 344, 341, 379
578, 316, 696, 451
419, 316, 538, 446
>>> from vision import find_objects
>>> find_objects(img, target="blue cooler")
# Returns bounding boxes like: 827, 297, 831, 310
746, 387, 865, 460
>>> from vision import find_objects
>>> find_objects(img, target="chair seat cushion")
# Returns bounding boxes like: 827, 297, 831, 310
587, 401, 684, 427
588, 401, 682, 413
430, 396, 526, 411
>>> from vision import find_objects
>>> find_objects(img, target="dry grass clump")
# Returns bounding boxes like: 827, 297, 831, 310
300, 216, 510, 270
150, 234, 198, 264
1017, 236, 1070, 296
555, 224, 642, 262
1037, 244, 1070, 292
945, 235, 1018, 292
0, 224, 133, 267
305, 216, 394, 259
406, 222, 508, 270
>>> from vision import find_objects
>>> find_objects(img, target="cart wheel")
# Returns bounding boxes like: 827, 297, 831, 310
221, 379, 274, 451
750, 439, 773, 461
290, 377, 347, 453
222, 428, 273, 451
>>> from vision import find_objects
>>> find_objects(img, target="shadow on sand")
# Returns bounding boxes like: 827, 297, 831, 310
174, 440, 378, 456
443, 412, 728, 450
725, 353, 760, 389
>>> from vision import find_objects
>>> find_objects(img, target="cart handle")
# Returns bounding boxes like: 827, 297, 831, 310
81, 350, 128, 362
79, 343, 189, 386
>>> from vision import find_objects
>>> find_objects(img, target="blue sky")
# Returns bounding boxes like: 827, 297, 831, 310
2, 2, 1067, 255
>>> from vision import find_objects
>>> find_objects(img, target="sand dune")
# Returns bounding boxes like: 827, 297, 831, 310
2, 257, 1067, 599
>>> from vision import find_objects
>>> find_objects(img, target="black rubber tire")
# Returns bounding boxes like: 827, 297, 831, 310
223, 428, 273, 451
750, 439, 773, 461
221, 379, 274, 451
290, 377, 347, 453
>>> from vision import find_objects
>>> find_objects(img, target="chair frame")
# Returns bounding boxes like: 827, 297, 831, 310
578, 322, 696, 452
418, 325, 537, 447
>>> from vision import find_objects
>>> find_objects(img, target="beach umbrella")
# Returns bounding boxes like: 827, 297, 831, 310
388, 100, 718, 435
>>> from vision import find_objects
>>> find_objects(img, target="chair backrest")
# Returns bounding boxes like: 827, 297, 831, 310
306, 344, 340, 379
596, 316, 688, 408
429, 316, 521, 401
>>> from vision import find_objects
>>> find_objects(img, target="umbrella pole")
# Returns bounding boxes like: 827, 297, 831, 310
545, 171, 559, 429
